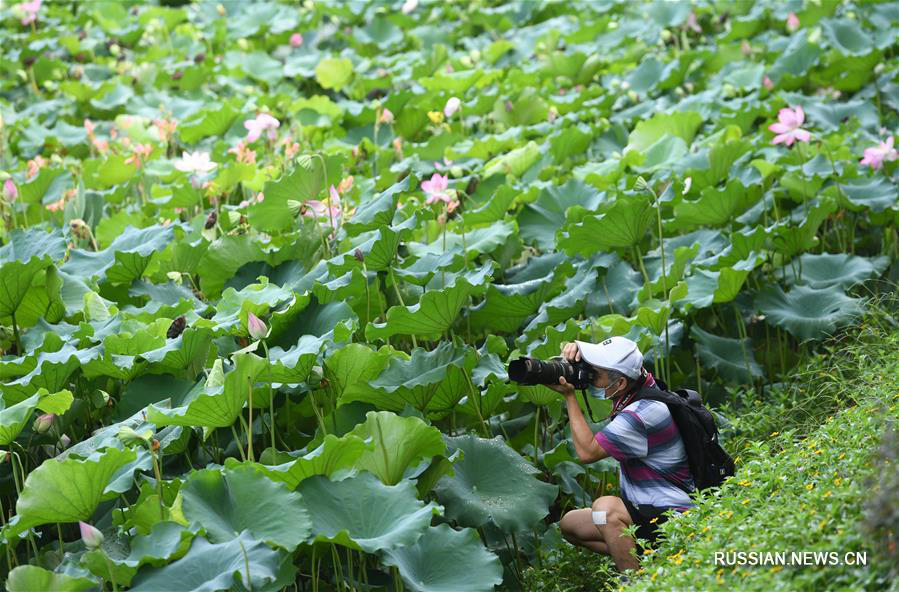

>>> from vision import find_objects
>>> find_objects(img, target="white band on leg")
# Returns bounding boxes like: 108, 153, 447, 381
592, 511, 607, 525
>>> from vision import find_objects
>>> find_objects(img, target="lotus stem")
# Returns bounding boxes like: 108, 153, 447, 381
375, 416, 392, 484
388, 266, 417, 349
247, 377, 254, 462
104, 552, 119, 592
238, 539, 251, 590
230, 424, 246, 462
261, 341, 275, 453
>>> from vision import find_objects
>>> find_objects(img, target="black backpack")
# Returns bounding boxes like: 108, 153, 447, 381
631, 385, 735, 492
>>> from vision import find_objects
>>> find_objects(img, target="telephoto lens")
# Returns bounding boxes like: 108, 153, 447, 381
507, 357, 596, 389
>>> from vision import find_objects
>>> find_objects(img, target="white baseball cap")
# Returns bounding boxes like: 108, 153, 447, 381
575, 337, 643, 379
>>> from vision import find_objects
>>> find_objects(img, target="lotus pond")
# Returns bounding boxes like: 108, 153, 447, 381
0, 0, 897, 590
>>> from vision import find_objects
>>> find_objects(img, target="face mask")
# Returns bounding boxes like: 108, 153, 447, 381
587, 381, 619, 400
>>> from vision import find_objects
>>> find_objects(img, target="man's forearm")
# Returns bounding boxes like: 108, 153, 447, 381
565, 393, 597, 461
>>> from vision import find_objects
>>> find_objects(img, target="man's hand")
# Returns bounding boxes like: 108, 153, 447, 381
547, 376, 576, 397
561, 341, 581, 363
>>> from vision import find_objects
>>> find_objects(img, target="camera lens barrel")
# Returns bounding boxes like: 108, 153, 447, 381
507, 357, 594, 389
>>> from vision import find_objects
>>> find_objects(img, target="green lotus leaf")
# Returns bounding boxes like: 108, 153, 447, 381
469, 255, 573, 333
517, 180, 605, 250
332, 225, 406, 273
129, 531, 295, 592
299, 472, 440, 553
0, 393, 40, 445
690, 325, 762, 384
5, 566, 95, 592
756, 284, 864, 342
347, 411, 446, 485
463, 184, 519, 227
521, 266, 598, 339
315, 57, 354, 90
325, 343, 394, 405
837, 177, 898, 213
483, 141, 541, 178
247, 155, 335, 232
180, 465, 312, 551
822, 18, 874, 56
197, 235, 266, 299
434, 435, 558, 532
673, 180, 762, 229
343, 176, 408, 236
141, 327, 214, 377
6, 447, 137, 539
365, 264, 494, 341
0, 228, 67, 320
394, 249, 467, 286
559, 195, 653, 255
206, 278, 296, 334
61, 225, 175, 285
177, 100, 240, 144
769, 197, 836, 258
625, 110, 703, 154
785, 253, 890, 290
235, 433, 373, 489
81, 521, 195, 587
355, 341, 477, 414
1, 345, 94, 403
147, 353, 267, 428
407, 221, 517, 262
382, 524, 504, 592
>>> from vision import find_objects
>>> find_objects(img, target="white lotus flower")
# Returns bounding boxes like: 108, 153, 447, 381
175, 151, 217, 175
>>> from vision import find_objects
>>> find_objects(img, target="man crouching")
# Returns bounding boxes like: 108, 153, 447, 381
547, 337, 695, 572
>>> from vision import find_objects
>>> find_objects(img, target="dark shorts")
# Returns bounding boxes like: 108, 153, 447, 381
621, 496, 683, 545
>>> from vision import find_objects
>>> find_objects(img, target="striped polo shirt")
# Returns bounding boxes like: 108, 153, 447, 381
594, 398, 696, 509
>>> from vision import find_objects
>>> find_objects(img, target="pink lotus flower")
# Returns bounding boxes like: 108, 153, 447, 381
84, 118, 96, 138
786, 12, 800, 32
247, 312, 269, 340
860, 136, 898, 170
329, 184, 340, 204
422, 173, 451, 205
768, 106, 810, 146
302, 200, 341, 230
763, 75, 774, 90
79, 522, 104, 549
338, 176, 354, 194
290, 33, 303, 48
444, 97, 461, 118
17, 0, 40, 25
175, 151, 217, 175
244, 113, 280, 143
686, 12, 702, 33
3, 179, 17, 202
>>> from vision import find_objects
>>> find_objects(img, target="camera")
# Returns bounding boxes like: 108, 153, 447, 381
507, 356, 596, 389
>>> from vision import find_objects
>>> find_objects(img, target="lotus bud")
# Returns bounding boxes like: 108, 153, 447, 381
3, 179, 17, 202
34, 413, 56, 434
353, 248, 364, 262
444, 97, 461, 118
216, 3, 225, 16
290, 33, 303, 48
377, 108, 394, 125
247, 312, 268, 341
79, 522, 104, 549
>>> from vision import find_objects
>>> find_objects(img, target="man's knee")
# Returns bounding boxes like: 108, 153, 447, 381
592, 496, 630, 525
559, 509, 579, 539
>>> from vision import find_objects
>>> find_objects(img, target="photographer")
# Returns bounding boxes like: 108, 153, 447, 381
546, 337, 695, 573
